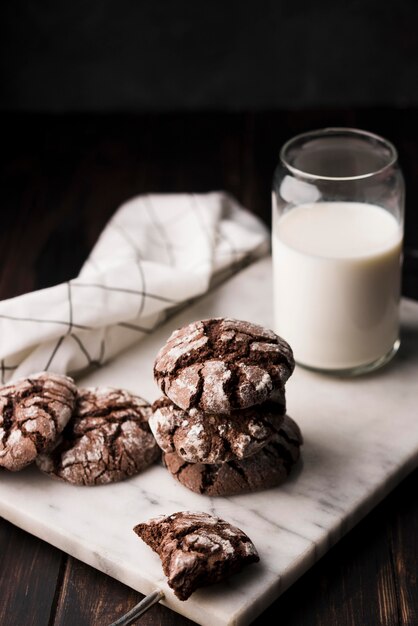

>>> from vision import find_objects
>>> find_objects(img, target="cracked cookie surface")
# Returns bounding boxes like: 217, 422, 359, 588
36, 387, 159, 485
0, 372, 77, 472
133, 511, 259, 600
164, 414, 302, 496
150, 396, 286, 464
153, 318, 294, 414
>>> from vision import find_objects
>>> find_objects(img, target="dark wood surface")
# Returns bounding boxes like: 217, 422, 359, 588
0, 111, 417, 626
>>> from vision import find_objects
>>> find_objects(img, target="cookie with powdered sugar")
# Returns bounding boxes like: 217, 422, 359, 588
153, 318, 294, 414
0, 372, 77, 472
164, 414, 302, 497
36, 387, 160, 485
133, 511, 259, 600
149, 395, 286, 464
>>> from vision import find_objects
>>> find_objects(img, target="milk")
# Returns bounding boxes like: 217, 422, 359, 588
272, 202, 402, 371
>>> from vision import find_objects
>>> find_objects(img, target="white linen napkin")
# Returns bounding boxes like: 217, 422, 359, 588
0, 192, 269, 383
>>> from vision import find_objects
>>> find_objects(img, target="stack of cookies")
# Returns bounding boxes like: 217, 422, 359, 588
151, 317, 303, 496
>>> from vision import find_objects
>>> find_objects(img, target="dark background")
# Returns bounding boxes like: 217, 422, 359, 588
1, 3, 418, 626
1, 0, 418, 296
2, 0, 418, 111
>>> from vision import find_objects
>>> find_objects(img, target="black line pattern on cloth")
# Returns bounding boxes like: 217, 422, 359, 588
0, 361, 18, 384
117, 309, 166, 334
137, 199, 217, 249
190, 194, 217, 248
116, 200, 210, 252
181, 248, 255, 273
219, 229, 239, 263
213, 196, 240, 264
0, 314, 93, 331
191, 194, 240, 266
143, 196, 176, 266
143, 252, 257, 338
71, 334, 105, 368
219, 194, 240, 256
44, 336, 65, 370
135, 253, 147, 317
67, 282, 73, 334
112, 223, 188, 253
139, 208, 194, 252
71, 283, 178, 304
109, 221, 147, 316
0, 196, 264, 384
0, 257, 256, 382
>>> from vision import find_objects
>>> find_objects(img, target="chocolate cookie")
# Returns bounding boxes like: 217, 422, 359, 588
150, 396, 286, 464
0, 372, 77, 472
154, 318, 294, 414
133, 511, 259, 600
36, 387, 159, 485
164, 415, 302, 496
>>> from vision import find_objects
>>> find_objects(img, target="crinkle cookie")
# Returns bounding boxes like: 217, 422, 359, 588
0, 372, 77, 472
164, 415, 302, 496
149, 396, 286, 464
133, 511, 259, 600
153, 318, 294, 414
36, 387, 159, 485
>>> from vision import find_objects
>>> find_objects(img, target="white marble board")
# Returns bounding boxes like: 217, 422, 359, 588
1, 257, 418, 626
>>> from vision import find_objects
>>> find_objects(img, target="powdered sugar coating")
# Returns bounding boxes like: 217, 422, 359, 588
0, 372, 77, 472
36, 387, 159, 485
154, 318, 294, 413
133, 511, 259, 600
150, 396, 286, 464
164, 414, 303, 497
200, 361, 232, 414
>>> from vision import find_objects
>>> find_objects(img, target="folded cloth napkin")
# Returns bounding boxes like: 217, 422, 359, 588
0, 192, 269, 383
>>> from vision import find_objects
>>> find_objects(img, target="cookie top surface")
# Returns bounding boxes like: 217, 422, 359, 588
36, 387, 159, 485
133, 511, 259, 600
164, 414, 302, 497
150, 396, 286, 464
0, 372, 77, 472
153, 318, 294, 414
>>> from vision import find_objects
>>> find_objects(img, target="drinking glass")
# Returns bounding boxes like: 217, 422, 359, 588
272, 128, 404, 375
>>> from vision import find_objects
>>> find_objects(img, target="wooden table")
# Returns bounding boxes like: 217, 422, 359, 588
1, 111, 417, 626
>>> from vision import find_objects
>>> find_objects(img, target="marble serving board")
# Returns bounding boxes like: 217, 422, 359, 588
1, 257, 418, 626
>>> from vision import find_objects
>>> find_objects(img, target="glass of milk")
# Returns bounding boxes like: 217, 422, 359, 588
272, 128, 404, 375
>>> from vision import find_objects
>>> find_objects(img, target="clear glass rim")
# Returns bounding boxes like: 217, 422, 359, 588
280, 127, 398, 182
